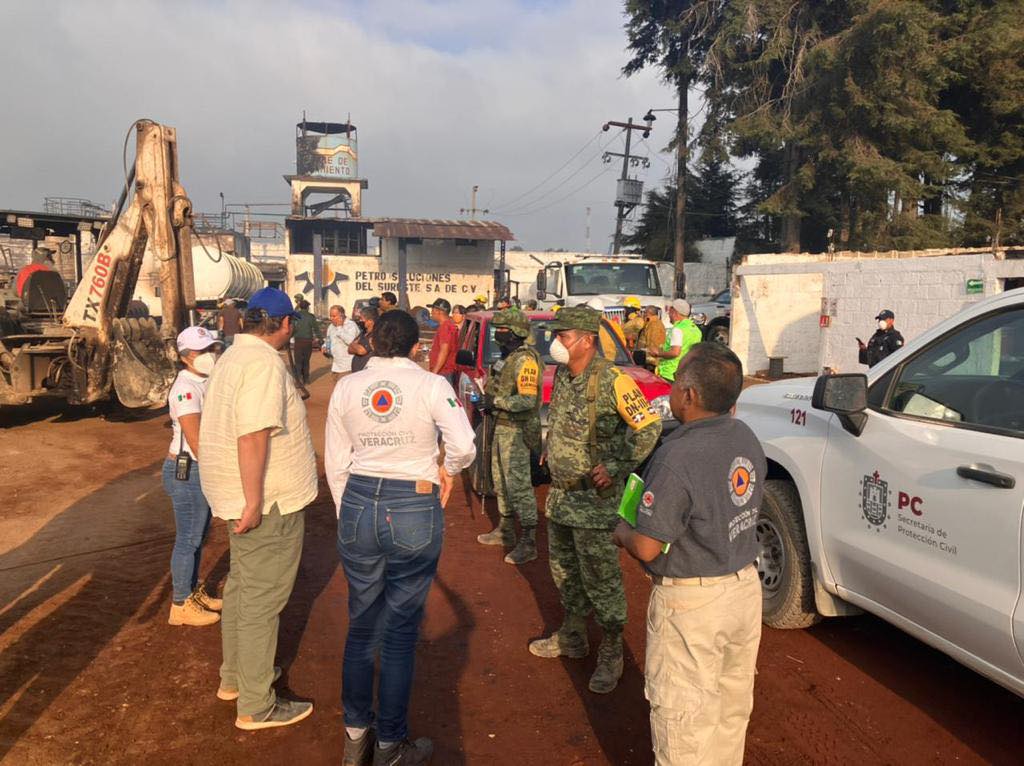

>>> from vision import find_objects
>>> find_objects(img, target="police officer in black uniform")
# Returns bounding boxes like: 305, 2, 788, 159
858, 309, 904, 367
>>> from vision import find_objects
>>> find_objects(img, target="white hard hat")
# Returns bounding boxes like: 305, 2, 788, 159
585, 297, 605, 311
670, 298, 691, 316
176, 326, 220, 353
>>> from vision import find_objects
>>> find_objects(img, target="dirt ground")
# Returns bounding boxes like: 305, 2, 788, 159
2, 354, 1023, 766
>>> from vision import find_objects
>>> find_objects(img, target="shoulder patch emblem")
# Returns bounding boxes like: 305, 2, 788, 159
728, 456, 756, 507
614, 375, 659, 430
516, 356, 540, 396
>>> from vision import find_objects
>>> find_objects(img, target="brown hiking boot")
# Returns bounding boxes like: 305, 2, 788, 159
528, 615, 588, 659
504, 526, 537, 565
477, 516, 516, 547
168, 596, 220, 627
588, 632, 624, 694
193, 582, 222, 611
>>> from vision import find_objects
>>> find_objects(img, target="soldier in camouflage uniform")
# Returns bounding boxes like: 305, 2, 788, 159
477, 308, 543, 565
529, 305, 662, 694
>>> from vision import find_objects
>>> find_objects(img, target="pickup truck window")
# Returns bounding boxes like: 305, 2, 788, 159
885, 308, 1024, 435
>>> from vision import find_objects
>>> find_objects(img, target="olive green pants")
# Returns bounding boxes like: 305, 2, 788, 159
219, 503, 305, 717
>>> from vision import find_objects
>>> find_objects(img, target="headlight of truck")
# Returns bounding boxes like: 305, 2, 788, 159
649, 394, 675, 421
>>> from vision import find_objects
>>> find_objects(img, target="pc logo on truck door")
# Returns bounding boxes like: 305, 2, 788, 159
860, 471, 890, 530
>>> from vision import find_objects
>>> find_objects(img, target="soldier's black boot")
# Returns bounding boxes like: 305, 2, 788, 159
503, 525, 537, 565
529, 613, 589, 659
588, 629, 624, 694
477, 515, 516, 547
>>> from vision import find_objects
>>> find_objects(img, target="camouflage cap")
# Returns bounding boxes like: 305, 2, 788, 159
492, 307, 531, 338
544, 304, 601, 334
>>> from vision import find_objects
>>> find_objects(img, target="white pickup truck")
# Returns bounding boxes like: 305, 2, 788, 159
736, 288, 1024, 696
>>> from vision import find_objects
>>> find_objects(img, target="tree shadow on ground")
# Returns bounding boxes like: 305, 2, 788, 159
807, 615, 1024, 764
508, 488, 652, 766
417, 576, 473, 765
0, 460, 174, 758
276, 486, 340, 687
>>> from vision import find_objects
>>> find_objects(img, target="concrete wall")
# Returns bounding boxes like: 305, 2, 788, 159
731, 270, 824, 376
733, 247, 1024, 376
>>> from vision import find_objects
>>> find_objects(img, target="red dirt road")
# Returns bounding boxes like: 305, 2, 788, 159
2, 355, 1023, 765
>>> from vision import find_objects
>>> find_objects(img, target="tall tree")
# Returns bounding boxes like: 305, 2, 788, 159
623, 156, 739, 259
623, 1, 727, 292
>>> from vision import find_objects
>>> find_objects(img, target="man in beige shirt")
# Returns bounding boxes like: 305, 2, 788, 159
199, 287, 317, 731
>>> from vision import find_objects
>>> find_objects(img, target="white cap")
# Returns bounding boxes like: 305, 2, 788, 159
670, 298, 691, 316
176, 326, 219, 353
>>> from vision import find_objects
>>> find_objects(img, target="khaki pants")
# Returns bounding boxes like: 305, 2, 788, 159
645, 564, 762, 766
220, 503, 305, 717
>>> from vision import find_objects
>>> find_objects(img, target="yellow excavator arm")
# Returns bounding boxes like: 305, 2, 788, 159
64, 120, 196, 406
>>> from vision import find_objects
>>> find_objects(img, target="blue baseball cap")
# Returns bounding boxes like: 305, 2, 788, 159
248, 287, 299, 319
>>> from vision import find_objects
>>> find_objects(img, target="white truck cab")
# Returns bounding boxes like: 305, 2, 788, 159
736, 288, 1024, 696
534, 255, 673, 315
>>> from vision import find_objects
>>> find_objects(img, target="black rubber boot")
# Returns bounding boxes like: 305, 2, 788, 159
503, 526, 537, 565
588, 630, 624, 694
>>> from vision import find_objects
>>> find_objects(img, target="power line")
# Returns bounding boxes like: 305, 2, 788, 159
490, 129, 604, 211
497, 166, 615, 217
492, 130, 620, 214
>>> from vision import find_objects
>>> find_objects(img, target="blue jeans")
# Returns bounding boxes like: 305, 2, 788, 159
338, 475, 444, 743
162, 458, 212, 603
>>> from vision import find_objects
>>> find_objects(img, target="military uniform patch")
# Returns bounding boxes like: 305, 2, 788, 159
516, 357, 540, 396
613, 375, 659, 430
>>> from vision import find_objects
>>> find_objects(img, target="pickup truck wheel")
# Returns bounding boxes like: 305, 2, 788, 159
758, 480, 821, 629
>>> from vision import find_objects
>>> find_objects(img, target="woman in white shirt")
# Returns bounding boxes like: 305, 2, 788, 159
325, 310, 475, 765
162, 326, 223, 627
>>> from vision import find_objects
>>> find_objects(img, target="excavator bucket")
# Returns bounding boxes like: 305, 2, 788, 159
111, 317, 176, 408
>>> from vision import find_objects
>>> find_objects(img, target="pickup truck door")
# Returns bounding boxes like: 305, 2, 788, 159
819, 306, 1024, 676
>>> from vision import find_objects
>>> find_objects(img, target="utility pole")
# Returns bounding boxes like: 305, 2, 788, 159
585, 206, 592, 252
459, 185, 490, 218
673, 78, 689, 297
602, 118, 651, 254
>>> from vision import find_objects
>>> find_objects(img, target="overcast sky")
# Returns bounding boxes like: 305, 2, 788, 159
0, 0, 684, 252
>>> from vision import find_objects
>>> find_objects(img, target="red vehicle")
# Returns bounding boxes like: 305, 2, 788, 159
453, 310, 676, 434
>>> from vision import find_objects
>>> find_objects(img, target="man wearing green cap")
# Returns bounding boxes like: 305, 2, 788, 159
477, 308, 543, 565
530, 305, 661, 693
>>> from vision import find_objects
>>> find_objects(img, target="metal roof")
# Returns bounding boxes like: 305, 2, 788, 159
369, 218, 514, 242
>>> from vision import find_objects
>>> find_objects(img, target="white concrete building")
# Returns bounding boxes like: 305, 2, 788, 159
731, 247, 1024, 376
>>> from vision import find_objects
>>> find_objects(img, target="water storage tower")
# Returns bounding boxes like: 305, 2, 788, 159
287, 119, 368, 218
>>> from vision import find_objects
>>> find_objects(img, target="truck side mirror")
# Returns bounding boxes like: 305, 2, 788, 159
812, 374, 868, 436
632, 349, 647, 367
455, 349, 476, 367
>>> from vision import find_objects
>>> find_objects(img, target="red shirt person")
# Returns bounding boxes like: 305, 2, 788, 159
428, 298, 460, 381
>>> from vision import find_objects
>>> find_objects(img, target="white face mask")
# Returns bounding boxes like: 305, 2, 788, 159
549, 336, 572, 365
192, 352, 216, 376
552, 335, 585, 364
878, 320, 889, 331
